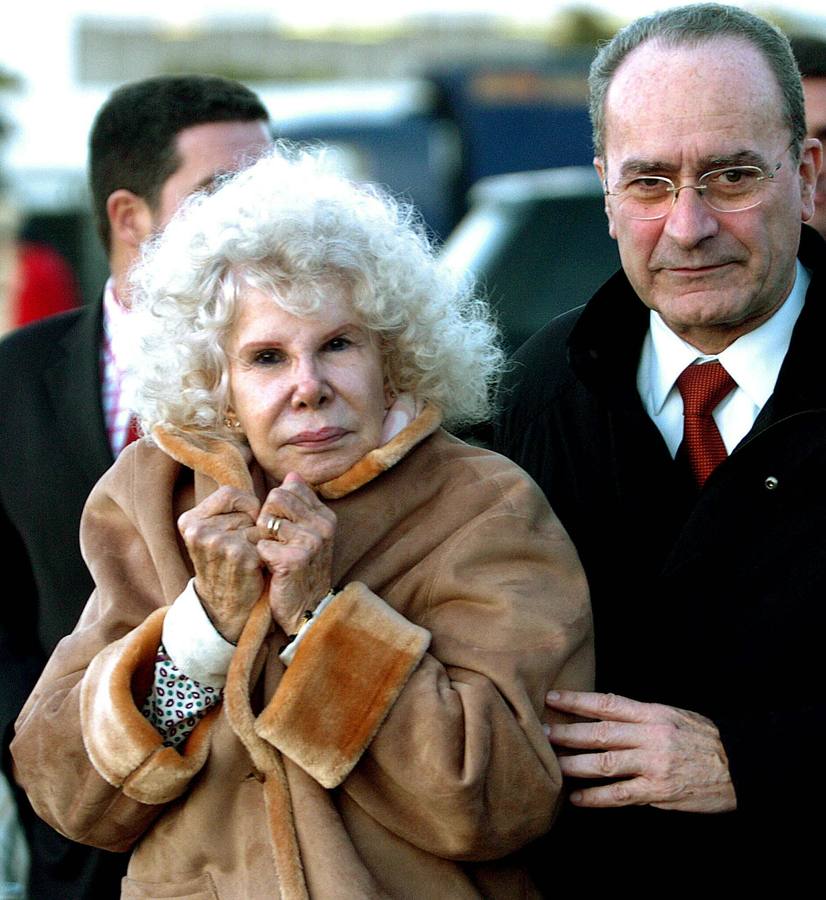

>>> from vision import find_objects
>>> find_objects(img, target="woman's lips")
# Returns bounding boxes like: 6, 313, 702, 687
286, 427, 348, 447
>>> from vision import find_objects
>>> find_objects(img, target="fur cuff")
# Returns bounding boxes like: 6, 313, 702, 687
254, 583, 431, 788
80, 607, 220, 805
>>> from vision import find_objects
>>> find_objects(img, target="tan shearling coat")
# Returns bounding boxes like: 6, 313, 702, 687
12, 412, 592, 899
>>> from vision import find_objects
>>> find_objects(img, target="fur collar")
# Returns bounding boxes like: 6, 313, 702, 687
151, 403, 442, 499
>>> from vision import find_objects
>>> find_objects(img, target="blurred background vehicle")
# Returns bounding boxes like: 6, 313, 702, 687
4, 60, 599, 306
441, 165, 619, 354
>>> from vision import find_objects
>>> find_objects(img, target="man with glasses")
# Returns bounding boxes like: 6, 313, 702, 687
496, 3, 822, 875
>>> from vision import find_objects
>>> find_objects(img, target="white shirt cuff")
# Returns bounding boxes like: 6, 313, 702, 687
162, 579, 237, 689
279, 589, 338, 666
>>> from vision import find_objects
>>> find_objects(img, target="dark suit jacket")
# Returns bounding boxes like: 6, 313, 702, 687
0, 297, 126, 898
496, 225, 826, 883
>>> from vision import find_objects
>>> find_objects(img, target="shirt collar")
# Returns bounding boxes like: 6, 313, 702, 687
102, 277, 133, 370
644, 260, 809, 415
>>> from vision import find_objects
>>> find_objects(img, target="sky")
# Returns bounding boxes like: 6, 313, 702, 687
2, 1, 825, 187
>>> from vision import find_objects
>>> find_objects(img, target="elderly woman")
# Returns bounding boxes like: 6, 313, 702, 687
12, 147, 592, 899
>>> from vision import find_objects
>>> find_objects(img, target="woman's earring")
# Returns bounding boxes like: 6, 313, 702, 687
223, 413, 242, 430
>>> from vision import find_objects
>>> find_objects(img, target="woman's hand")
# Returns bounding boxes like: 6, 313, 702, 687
256, 472, 337, 635
177, 486, 263, 643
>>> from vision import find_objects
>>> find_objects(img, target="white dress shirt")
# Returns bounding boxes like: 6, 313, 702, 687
100, 278, 139, 455
637, 261, 809, 458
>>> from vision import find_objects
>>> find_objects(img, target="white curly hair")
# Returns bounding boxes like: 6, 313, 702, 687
128, 143, 503, 439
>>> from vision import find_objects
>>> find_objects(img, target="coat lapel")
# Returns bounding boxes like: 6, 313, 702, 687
44, 297, 114, 486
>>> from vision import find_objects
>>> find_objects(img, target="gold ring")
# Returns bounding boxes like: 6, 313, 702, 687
266, 516, 282, 539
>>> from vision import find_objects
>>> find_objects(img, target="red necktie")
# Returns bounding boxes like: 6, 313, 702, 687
676, 361, 736, 487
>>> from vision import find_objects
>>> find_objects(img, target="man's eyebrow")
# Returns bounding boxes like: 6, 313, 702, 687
696, 149, 769, 170
618, 158, 675, 178
617, 149, 770, 180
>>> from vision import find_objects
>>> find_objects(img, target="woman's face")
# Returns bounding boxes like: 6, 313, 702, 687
226, 283, 391, 486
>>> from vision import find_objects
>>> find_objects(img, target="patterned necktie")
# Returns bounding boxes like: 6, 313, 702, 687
676, 361, 736, 487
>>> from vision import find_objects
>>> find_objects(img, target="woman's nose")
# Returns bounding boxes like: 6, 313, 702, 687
291, 356, 330, 409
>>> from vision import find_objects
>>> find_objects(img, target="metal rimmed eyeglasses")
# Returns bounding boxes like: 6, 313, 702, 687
603, 159, 784, 221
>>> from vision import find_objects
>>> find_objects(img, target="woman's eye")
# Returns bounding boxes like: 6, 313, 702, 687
325, 336, 352, 352
252, 349, 284, 365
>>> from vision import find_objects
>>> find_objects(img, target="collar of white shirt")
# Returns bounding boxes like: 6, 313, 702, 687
637, 260, 810, 458
101, 277, 138, 454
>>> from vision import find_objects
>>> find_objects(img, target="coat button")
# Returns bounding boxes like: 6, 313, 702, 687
764, 476, 779, 491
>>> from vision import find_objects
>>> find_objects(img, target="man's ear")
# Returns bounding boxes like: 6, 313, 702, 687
593, 157, 616, 239
799, 137, 823, 223
106, 189, 154, 251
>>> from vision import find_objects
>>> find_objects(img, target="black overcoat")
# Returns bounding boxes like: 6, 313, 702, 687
496, 225, 826, 880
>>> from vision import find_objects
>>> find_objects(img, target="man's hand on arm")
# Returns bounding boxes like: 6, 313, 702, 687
545, 690, 737, 813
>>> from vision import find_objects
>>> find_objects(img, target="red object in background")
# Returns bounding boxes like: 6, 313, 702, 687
13, 241, 81, 328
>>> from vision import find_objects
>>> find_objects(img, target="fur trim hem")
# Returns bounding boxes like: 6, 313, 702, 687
224, 591, 309, 900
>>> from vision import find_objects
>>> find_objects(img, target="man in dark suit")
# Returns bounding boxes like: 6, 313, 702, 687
496, 3, 824, 880
0, 74, 270, 898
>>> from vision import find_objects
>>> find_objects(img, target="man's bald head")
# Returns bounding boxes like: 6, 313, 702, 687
588, 3, 805, 162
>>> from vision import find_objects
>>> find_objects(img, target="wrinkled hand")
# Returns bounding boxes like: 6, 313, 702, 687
178, 486, 263, 643
545, 690, 737, 813
256, 472, 336, 635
